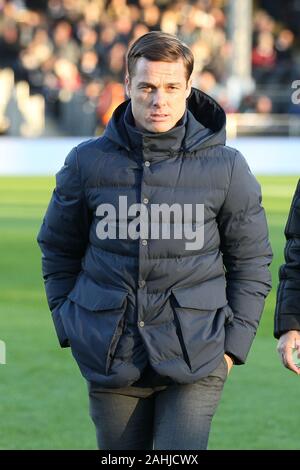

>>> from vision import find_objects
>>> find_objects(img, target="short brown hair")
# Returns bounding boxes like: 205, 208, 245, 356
126, 31, 194, 82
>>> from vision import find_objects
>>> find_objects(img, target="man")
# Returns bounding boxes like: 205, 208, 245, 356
37, 31, 273, 450
275, 180, 300, 374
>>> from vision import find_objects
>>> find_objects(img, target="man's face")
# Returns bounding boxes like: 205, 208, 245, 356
125, 58, 192, 133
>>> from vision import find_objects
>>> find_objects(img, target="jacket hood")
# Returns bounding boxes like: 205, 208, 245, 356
103, 87, 226, 153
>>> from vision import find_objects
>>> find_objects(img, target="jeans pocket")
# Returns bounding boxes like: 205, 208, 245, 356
207, 356, 228, 382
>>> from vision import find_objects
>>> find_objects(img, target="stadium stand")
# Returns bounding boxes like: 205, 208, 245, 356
0, 0, 299, 136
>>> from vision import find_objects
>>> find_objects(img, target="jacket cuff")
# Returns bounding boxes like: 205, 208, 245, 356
51, 306, 70, 348
274, 315, 300, 339
224, 321, 256, 365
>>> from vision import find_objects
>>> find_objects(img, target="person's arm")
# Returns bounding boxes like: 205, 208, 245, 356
37, 146, 91, 347
217, 150, 273, 365
274, 180, 300, 374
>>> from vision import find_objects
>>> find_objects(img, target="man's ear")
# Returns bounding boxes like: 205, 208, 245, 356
125, 75, 131, 98
185, 76, 193, 99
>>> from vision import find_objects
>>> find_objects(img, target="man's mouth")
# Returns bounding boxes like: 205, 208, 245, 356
149, 114, 169, 121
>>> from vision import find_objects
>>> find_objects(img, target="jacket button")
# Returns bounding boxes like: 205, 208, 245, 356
143, 198, 149, 204
144, 161, 150, 167
138, 280, 145, 288
139, 321, 145, 327
142, 239, 148, 246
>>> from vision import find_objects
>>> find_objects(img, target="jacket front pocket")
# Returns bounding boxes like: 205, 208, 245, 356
170, 278, 228, 372
60, 272, 128, 377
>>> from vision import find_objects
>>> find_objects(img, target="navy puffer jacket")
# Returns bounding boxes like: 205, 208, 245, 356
37, 87, 273, 388
274, 180, 300, 337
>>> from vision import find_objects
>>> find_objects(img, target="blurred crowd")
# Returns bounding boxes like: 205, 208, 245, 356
0, 0, 299, 136
248, 7, 300, 114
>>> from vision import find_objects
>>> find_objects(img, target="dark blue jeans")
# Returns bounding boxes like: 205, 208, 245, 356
87, 356, 228, 450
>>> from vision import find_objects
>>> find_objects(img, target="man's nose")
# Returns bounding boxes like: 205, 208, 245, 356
152, 89, 167, 107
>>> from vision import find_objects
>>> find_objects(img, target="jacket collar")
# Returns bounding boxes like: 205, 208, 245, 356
123, 102, 187, 157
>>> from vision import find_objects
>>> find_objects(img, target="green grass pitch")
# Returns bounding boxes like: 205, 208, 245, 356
0, 175, 298, 449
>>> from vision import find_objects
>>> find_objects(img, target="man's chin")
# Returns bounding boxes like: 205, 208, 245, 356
146, 121, 174, 133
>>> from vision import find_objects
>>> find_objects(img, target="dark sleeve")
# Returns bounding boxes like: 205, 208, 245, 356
217, 151, 273, 364
37, 146, 91, 347
274, 180, 300, 338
